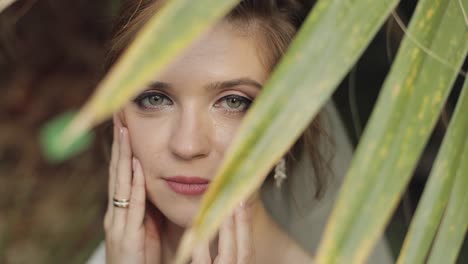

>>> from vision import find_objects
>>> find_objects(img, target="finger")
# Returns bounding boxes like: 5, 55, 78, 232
125, 158, 146, 233
235, 202, 254, 263
191, 241, 211, 264
109, 114, 123, 174
108, 114, 121, 201
104, 115, 121, 229
214, 214, 236, 264
112, 126, 132, 231
109, 116, 121, 195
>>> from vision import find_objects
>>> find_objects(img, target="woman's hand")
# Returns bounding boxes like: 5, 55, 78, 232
104, 114, 161, 264
191, 203, 255, 264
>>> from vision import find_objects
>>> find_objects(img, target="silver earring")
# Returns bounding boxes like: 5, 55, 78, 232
274, 157, 287, 188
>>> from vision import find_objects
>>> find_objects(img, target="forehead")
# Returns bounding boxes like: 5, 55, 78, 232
158, 21, 269, 85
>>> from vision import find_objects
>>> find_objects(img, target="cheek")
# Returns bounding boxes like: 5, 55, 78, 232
212, 115, 242, 154
124, 114, 169, 172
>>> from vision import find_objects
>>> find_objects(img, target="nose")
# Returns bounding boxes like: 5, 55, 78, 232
168, 107, 212, 161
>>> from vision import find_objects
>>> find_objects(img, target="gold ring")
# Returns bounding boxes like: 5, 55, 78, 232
113, 198, 130, 208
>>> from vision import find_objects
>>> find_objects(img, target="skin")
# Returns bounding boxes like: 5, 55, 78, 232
104, 20, 313, 263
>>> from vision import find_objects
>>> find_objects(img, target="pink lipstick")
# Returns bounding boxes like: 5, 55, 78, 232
164, 176, 209, 195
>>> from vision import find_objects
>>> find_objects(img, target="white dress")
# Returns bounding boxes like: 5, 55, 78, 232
87, 101, 394, 264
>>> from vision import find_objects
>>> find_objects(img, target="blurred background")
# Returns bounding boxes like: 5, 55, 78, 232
0, 0, 466, 263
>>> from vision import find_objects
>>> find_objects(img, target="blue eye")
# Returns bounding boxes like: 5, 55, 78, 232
133, 92, 172, 109
216, 95, 252, 113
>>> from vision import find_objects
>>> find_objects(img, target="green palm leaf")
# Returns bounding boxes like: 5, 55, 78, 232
316, 0, 468, 263
175, 0, 399, 263
397, 79, 468, 263
426, 79, 468, 263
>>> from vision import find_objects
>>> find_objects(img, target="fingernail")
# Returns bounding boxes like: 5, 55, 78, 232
119, 127, 123, 141
239, 200, 245, 208
237, 201, 251, 220
236, 201, 245, 214
236, 201, 245, 216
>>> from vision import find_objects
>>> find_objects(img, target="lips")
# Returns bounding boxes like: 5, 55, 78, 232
164, 176, 210, 195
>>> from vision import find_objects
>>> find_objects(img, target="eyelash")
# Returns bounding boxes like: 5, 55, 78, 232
133, 91, 173, 110
213, 94, 252, 114
132, 91, 252, 114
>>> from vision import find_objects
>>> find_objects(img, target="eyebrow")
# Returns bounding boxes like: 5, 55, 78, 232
147, 77, 263, 91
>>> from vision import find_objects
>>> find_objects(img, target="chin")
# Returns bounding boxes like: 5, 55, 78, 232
147, 184, 203, 228
165, 211, 194, 227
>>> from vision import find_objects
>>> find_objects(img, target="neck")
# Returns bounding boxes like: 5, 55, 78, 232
159, 192, 283, 263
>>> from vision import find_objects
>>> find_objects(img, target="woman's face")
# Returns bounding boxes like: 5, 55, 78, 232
120, 21, 268, 227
